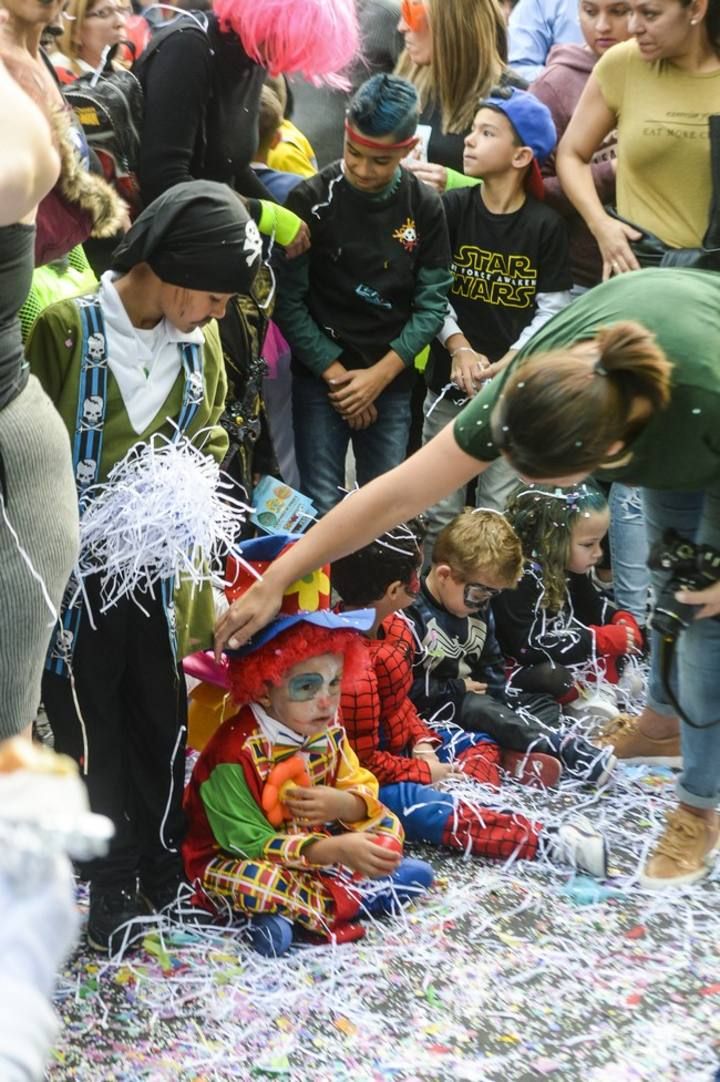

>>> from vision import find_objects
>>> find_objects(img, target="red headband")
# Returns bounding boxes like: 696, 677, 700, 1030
344, 120, 417, 152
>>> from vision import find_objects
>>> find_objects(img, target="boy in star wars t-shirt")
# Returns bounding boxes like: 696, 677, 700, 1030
275, 74, 451, 516
421, 89, 572, 553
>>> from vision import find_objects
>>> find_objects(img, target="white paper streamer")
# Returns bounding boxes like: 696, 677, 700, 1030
74, 433, 251, 613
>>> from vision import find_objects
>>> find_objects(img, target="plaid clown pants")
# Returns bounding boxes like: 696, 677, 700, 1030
201, 811, 402, 933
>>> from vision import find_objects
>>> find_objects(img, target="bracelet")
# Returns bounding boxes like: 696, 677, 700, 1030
450, 346, 477, 358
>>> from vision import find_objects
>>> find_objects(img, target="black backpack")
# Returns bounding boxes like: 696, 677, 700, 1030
63, 14, 209, 217
63, 68, 145, 215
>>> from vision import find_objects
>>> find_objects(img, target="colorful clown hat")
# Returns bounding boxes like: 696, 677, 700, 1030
224, 533, 375, 655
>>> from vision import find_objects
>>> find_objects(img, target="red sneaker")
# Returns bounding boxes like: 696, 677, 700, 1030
501, 749, 562, 789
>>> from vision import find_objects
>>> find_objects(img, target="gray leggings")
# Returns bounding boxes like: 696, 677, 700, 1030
0, 376, 78, 737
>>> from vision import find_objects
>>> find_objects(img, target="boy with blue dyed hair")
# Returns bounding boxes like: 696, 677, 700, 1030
276, 73, 452, 515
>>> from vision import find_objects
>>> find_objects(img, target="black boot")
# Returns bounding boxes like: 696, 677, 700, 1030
87, 884, 150, 954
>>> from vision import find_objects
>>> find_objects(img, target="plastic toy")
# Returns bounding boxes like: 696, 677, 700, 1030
261, 755, 311, 826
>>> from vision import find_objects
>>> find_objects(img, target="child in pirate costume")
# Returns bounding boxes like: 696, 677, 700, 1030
276, 73, 452, 515
25, 181, 265, 953
331, 524, 610, 876
183, 534, 434, 957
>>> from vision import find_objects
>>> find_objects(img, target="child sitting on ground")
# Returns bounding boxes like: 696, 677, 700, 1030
276, 72, 451, 515
182, 534, 434, 958
331, 524, 609, 877
406, 509, 616, 785
495, 483, 644, 730
421, 87, 573, 554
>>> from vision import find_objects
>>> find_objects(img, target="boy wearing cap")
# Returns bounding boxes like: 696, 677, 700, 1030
275, 72, 451, 516
182, 534, 434, 957
421, 88, 573, 554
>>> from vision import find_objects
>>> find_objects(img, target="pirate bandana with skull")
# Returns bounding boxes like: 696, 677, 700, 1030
243, 220, 263, 270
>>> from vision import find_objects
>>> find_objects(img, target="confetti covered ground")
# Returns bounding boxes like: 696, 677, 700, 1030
48, 758, 720, 1082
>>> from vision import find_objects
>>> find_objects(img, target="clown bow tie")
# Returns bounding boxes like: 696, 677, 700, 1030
271, 732, 329, 761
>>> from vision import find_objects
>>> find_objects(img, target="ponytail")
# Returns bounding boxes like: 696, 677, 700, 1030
594, 322, 672, 411
493, 321, 672, 479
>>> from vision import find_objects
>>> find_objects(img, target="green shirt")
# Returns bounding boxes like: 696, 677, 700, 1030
26, 295, 229, 658
453, 268, 720, 490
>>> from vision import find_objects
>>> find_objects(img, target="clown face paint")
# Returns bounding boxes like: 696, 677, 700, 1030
265, 653, 344, 737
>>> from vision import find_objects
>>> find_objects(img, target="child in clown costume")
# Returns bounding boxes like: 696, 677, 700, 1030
182, 534, 434, 957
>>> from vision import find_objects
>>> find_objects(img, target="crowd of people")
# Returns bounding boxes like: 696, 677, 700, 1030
2, 0, 720, 1072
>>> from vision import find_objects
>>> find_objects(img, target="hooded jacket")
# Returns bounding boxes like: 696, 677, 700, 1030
531, 44, 618, 287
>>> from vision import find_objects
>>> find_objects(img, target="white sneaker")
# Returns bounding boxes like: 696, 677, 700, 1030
546, 815, 608, 878
617, 664, 646, 699
564, 688, 619, 725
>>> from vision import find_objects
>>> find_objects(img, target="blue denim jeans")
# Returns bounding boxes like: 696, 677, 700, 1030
420, 389, 519, 560
292, 377, 412, 516
643, 486, 720, 809
609, 484, 649, 624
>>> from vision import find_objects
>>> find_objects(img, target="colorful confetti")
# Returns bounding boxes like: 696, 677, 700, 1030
47, 753, 720, 1081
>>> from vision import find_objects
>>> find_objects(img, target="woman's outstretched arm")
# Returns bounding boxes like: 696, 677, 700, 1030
214, 423, 488, 654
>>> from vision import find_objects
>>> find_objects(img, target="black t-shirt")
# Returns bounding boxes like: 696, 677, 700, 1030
285, 162, 450, 389
425, 187, 571, 397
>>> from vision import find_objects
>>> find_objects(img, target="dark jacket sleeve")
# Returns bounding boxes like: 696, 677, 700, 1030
471, 608, 508, 700
567, 572, 618, 626
405, 604, 467, 718
491, 566, 595, 666
138, 29, 213, 204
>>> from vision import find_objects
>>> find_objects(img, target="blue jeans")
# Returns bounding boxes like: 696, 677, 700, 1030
420, 389, 518, 561
292, 377, 412, 516
609, 484, 649, 624
643, 487, 720, 810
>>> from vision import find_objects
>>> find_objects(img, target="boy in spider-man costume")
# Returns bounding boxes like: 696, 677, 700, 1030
182, 534, 434, 957
331, 523, 609, 875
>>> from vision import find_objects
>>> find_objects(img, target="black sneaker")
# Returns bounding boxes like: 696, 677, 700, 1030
140, 875, 219, 928
556, 734, 617, 786
87, 885, 151, 954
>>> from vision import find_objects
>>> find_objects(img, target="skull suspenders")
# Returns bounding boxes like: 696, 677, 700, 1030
46, 293, 205, 677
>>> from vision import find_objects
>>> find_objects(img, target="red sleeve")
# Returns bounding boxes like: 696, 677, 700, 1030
611, 610, 644, 648
406, 709, 441, 748
590, 624, 629, 658
340, 676, 433, 787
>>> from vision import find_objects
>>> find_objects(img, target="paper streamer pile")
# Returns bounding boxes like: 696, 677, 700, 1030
75, 433, 250, 613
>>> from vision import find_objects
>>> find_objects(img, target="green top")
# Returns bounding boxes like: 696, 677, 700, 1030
26, 297, 228, 482
26, 295, 229, 658
453, 268, 720, 490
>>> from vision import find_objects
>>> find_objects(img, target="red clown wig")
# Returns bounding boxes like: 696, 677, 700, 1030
228, 621, 369, 706
212, 0, 359, 86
